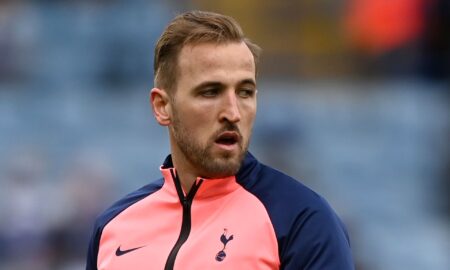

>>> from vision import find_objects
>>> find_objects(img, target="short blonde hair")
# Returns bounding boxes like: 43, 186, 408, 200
154, 10, 261, 93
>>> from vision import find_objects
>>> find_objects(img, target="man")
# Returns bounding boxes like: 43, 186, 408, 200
86, 10, 354, 270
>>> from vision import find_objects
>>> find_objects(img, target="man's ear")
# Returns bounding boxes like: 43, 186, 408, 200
150, 87, 172, 126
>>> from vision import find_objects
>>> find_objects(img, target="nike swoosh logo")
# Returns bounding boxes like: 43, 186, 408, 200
115, 245, 145, 256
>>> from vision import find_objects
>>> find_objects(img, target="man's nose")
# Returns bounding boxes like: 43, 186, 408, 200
219, 91, 241, 123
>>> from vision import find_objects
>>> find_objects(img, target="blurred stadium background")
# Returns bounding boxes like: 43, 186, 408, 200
0, 0, 449, 269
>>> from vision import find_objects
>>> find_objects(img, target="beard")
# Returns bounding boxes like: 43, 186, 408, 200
170, 111, 249, 179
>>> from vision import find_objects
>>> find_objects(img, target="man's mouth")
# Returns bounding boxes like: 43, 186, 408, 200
215, 131, 240, 146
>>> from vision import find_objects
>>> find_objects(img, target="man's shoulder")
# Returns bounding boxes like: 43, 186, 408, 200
239, 161, 347, 236
93, 178, 164, 231
238, 153, 328, 210
242, 162, 330, 211
257, 164, 354, 268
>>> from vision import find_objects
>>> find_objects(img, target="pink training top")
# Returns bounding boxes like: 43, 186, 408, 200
87, 153, 355, 269
97, 166, 280, 269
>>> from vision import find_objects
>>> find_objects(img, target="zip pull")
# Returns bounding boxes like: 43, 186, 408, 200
186, 178, 203, 203
170, 169, 203, 205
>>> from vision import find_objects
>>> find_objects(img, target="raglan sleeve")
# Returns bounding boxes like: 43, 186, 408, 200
280, 200, 355, 270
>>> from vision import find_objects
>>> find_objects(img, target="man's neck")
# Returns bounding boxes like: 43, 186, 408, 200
170, 153, 199, 194
175, 169, 198, 194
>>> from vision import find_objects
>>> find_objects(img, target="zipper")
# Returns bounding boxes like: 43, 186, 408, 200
164, 169, 203, 270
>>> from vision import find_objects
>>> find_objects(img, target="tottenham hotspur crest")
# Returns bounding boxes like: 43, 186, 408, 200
215, 228, 234, 262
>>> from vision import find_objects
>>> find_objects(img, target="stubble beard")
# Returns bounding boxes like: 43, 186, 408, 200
171, 111, 249, 179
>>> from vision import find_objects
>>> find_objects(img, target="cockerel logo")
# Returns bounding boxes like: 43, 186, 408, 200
215, 228, 234, 262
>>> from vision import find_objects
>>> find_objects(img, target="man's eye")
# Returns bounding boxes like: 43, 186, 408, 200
201, 89, 219, 97
201, 89, 218, 97
238, 89, 255, 98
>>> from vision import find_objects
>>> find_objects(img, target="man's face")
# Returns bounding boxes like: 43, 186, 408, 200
169, 42, 257, 178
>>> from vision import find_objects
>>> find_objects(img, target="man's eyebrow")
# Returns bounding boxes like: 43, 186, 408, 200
192, 79, 256, 92
193, 81, 224, 91
239, 79, 256, 87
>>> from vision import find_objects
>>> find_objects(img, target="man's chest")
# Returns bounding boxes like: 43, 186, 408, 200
97, 190, 280, 269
